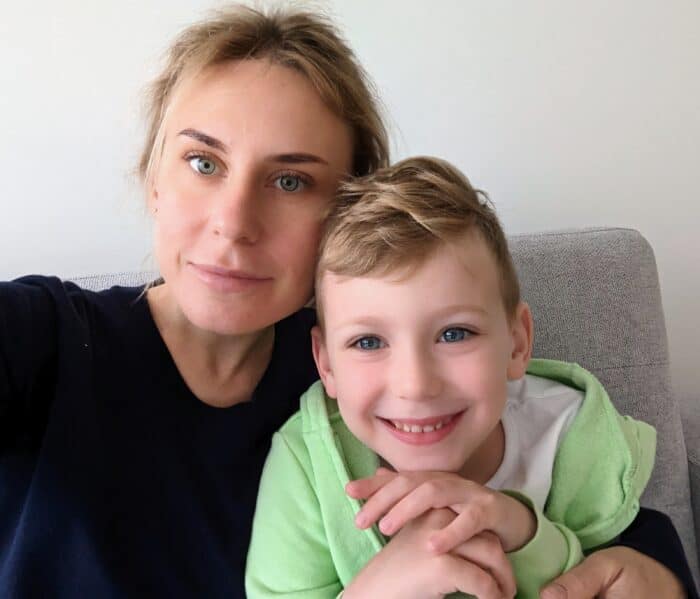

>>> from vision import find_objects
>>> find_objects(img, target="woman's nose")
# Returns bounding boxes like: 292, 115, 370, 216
211, 176, 262, 244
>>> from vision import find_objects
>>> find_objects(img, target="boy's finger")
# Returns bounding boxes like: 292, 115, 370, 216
450, 532, 515, 599
441, 553, 504, 599
352, 475, 420, 529
379, 479, 475, 535
345, 470, 396, 499
427, 508, 484, 553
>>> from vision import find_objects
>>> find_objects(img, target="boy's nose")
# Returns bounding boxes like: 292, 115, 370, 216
391, 349, 442, 402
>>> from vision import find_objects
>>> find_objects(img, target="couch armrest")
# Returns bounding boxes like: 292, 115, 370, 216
684, 403, 700, 574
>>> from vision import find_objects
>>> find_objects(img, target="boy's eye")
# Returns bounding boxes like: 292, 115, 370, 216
439, 327, 470, 343
188, 156, 218, 176
353, 336, 384, 350
274, 174, 306, 193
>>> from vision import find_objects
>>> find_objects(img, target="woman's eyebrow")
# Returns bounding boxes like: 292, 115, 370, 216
178, 128, 228, 152
176, 130, 327, 166
268, 153, 329, 166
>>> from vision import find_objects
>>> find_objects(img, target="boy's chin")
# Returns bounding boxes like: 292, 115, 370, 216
388, 457, 465, 474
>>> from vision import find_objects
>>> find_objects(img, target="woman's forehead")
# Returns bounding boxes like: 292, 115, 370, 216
164, 59, 353, 167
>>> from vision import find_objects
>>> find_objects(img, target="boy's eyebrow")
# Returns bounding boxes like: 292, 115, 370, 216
178, 128, 228, 152
434, 305, 490, 318
333, 306, 490, 330
334, 316, 386, 329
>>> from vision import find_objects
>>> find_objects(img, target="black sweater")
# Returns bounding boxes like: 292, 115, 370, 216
0, 277, 696, 598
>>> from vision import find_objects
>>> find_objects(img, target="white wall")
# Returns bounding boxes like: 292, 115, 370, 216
1, 1, 698, 410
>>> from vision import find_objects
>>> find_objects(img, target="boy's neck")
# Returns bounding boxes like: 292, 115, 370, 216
457, 419, 506, 484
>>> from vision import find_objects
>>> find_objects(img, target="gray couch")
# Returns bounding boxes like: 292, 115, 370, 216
72, 227, 699, 585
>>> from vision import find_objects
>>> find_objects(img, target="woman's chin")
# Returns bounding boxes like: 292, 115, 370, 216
184, 304, 270, 336
179, 294, 300, 337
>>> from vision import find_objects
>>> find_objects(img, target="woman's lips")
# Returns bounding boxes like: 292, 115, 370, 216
379, 411, 465, 446
189, 262, 272, 293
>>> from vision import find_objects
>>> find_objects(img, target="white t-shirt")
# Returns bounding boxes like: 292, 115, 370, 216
485, 374, 584, 510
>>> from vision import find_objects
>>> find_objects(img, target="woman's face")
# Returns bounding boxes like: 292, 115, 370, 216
150, 59, 353, 335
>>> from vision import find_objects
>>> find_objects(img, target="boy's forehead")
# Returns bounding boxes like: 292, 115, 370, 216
318, 237, 504, 312
449, 231, 500, 271
319, 232, 499, 284
320, 261, 418, 287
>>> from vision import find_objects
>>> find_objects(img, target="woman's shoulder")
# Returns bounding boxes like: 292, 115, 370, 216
1, 274, 151, 335
2, 274, 145, 306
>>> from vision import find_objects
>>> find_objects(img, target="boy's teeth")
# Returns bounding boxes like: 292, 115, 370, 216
391, 416, 452, 433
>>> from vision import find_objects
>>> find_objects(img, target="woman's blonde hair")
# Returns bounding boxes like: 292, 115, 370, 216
138, 4, 389, 186
316, 156, 521, 321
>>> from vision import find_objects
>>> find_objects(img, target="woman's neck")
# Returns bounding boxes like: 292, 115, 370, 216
147, 284, 275, 408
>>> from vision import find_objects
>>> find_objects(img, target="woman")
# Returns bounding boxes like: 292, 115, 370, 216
0, 5, 694, 598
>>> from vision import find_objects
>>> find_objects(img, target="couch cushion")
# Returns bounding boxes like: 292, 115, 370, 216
510, 227, 697, 581
71, 271, 158, 291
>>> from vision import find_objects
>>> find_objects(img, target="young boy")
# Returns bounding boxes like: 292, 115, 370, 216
245, 157, 656, 598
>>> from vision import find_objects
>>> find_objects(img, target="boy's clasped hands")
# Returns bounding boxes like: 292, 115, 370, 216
343, 466, 535, 599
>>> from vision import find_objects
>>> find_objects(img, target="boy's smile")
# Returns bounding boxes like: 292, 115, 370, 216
380, 410, 465, 445
312, 233, 532, 483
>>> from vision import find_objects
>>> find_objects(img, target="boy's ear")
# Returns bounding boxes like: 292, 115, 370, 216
507, 301, 534, 380
311, 325, 337, 398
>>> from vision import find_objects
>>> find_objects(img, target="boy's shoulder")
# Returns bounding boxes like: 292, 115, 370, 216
273, 380, 379, 483
525, 358, 602, 393
274, 380, 342, 459
277, 380, 336, 435
528, 358, 657, 549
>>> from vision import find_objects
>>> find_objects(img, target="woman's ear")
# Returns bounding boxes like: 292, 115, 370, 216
311, 325, 337, 397
507, 301, 534, 380
148, 186, 159, 215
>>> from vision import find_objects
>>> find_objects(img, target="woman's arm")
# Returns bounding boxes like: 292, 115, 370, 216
0, 277, 61, 443
541, 508, 698, 599
617, 508, 698, 597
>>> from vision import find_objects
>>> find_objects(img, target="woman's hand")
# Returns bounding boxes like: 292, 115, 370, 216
343, 508, 516, 599
346, 467, 536, 553
540, 546, 686, 599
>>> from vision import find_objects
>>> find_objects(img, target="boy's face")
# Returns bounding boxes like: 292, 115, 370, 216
312, 235, 532, 482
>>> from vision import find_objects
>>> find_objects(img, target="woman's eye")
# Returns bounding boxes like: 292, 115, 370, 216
188, 156, 218, 176
440, 328, 470, 343
275, 174, 305, 192
353, 336, 384, 351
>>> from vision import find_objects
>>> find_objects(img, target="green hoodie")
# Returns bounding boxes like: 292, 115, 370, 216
246, 359, 655, 598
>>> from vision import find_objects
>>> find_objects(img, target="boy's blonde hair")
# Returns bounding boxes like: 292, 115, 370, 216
138, 4, 389, 187
316, 156, 521, 322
